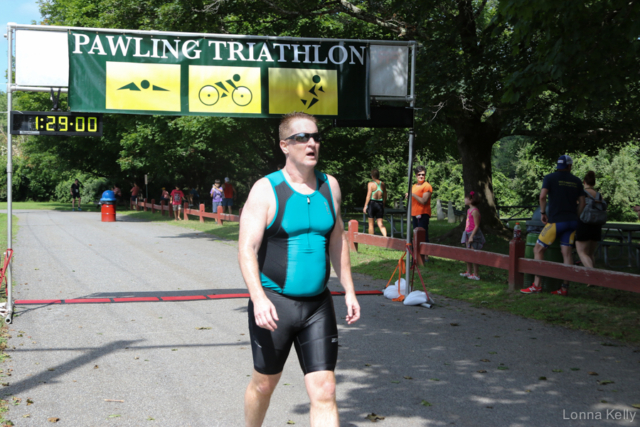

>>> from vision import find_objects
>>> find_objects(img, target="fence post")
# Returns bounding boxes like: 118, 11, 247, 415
447, 201, 455, 223
199, 203, 205, 223
143, 198, 148, 212
216, 205, 224, 225
151, 199, 155, 214
160, 200, 165, 216
436, 200, 445, 220
413, 227, 426, 267
135, 199, 139, 211
348, 220, 359, 252
508, 238, 526, 291
183, 202, 189, 221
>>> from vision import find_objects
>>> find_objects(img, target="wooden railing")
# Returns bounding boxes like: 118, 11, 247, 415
346, 220, 640, 293
130, 199, 241, 224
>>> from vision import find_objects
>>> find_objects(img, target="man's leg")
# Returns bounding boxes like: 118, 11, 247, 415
304, 370, 338, 427
533, 243, 547, 288
77, 197, 81, 210
245, 370, 282, 427
71, 197, 75, 210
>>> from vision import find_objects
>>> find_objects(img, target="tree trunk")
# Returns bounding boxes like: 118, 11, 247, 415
455, 117, 508, 233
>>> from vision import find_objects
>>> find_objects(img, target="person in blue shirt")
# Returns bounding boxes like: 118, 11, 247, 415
521, 155, 586, 296
238, 112, 360, 427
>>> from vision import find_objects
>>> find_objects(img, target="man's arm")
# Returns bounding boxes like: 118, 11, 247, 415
411, 189, 432, 204
539, 188, 549, 223
327, 175, 360, 325
238, 178, 279, 331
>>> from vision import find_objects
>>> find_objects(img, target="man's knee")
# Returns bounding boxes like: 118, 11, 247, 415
306, 372, 336, 403
534, 243, 546, 257
251, 372, 280, 397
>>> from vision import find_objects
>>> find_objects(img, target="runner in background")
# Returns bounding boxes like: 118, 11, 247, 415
363, 168, 387, 237
70, 179, 82, 211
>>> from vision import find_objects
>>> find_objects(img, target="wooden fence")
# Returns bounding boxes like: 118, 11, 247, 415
130, 199, 241, 224
347, 220, 640, 294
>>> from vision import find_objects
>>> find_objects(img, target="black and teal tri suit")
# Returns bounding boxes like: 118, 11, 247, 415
249, 170, 340, 375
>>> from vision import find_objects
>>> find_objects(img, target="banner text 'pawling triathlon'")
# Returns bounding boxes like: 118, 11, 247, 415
68, 31, 370, 119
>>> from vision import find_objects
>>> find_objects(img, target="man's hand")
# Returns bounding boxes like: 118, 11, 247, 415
344, 292, 360, 325
540, 213, 548, 224
252, 296, 279, 331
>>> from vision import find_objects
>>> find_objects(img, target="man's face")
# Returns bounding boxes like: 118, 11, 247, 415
416, 170, 425, 184
280, 118, 320, 168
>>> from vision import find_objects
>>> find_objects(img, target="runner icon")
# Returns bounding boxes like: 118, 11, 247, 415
199, 74, 253, 107
118, 79, 169, 92
301, 75, 324, 110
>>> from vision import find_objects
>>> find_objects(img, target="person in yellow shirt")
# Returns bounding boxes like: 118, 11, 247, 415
405, 166, 433, 260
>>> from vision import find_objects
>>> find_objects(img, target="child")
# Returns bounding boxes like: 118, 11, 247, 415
460, 191, 485, 280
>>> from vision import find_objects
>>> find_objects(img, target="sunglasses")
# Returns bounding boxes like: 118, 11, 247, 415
417, 173, 426, 176
285, 132, 322, 143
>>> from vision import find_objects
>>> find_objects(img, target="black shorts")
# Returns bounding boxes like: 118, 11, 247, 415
248, 288, 338, 376
575, 221, 601, 242
72, 194, 80, 200
367, 200, 384, 219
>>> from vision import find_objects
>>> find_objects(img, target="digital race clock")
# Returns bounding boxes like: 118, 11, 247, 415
10, 111, 103, 137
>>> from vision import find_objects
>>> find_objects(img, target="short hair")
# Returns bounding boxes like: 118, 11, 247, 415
371, 168, 380, 180
279, 112, 318, 141
583, 171, 596, 187
414, 165, 426, 175
467, 190, 480, 206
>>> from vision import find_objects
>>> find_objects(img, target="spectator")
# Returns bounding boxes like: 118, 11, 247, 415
70, 178, 82, 211
460, 190, 485, 280
112, 183, 122, 206
575, 171, 604, 269
160, 187, 170, 203
521, 155, 586, 296
131, 183, 141, 205
405, 165, 433, 261
188, 186, 200, 208
222, 177, 237, 215
170, 185, 185, 221
210, 180, 224, 213
363, 168, 387, 237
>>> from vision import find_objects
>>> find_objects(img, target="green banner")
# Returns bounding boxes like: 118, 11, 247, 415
68, 30, 370, 119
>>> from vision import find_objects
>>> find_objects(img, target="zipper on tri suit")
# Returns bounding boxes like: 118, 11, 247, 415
307, 196, 311, 247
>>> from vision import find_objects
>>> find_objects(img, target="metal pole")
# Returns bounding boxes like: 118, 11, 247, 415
404, 41, 417, 294
5, 24, 14, 323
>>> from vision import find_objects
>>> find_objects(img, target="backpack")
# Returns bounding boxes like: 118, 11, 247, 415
173, 192, 182, 204
580, 191, 607, 225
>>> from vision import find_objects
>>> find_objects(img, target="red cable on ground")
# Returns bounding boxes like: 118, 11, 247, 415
14, 290, 383, 305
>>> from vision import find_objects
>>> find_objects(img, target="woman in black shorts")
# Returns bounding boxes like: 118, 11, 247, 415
575, 171, 603, 268
363, 168, 387, 237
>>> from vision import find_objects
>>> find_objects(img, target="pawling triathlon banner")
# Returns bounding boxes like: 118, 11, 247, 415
68, 30, 370, 119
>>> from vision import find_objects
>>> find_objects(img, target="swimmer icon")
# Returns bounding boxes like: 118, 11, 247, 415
198, 74, 253, 107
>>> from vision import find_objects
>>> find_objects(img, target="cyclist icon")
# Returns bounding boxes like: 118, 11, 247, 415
199, 74, 253, 107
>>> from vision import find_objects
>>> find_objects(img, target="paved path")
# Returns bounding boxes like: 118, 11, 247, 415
3, 210, 639, 426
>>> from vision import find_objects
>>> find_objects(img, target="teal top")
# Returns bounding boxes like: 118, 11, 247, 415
371, 180, 383, 201
257, 170, 336, 297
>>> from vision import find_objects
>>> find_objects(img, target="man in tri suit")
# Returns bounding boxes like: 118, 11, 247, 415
238, 112, 360, 427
